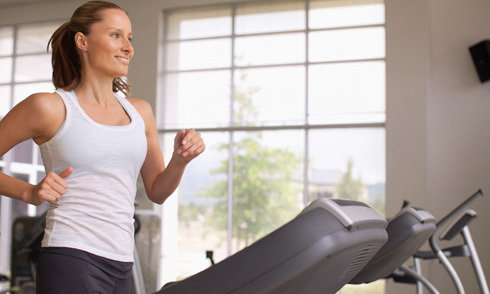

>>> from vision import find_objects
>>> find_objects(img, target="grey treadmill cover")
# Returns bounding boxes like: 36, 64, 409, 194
157, 198, 387, 294
350, 207, 436, 284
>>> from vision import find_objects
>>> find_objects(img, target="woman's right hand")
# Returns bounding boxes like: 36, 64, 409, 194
24, 167, 73, 206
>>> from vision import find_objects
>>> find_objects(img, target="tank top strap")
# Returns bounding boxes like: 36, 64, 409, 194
55, 88, 77, 110
115, 94, 145, 127
55, 88, 84, 123
50, 89, 76, 137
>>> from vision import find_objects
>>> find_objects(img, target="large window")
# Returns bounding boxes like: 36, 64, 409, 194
0, 20, 62, 275
159, 0, 386, 292
0, 21, 61, 211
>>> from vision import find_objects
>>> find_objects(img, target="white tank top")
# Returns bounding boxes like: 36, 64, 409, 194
39, 88, 147, 262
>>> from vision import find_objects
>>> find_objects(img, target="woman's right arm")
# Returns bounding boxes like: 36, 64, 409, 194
0, 92, 70, 206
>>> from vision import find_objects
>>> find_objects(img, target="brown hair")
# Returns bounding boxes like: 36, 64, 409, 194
47, 1, 131, 96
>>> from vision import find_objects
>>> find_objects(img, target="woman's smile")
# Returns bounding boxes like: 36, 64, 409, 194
115, 55, 129, 65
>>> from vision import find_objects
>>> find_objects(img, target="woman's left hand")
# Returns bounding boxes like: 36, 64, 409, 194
173, 129, 205, 163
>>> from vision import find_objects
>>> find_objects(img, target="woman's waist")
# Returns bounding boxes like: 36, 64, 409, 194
46, 200, 135, 235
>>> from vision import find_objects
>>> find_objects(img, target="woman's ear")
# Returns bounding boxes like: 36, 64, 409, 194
74, 32, 88, 51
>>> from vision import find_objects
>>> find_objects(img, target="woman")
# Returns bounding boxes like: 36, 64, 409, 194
0, 1, 205, 293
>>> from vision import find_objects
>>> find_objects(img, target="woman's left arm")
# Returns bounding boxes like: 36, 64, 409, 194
129, 98, 205, 204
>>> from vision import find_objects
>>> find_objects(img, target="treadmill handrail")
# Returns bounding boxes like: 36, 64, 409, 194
429, 189, 483, 253
427, 189, 484, 294
439, 210, 476, 241
435, 189, 483, 229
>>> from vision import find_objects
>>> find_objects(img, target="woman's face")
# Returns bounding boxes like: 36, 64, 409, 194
79, 8, 134, 78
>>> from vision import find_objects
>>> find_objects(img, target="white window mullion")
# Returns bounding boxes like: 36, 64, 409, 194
0, 23, 17, 276
304, 0, 310, 207
227, 4, 236, 257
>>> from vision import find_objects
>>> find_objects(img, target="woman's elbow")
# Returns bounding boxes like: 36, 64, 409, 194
147, 193, 169, 205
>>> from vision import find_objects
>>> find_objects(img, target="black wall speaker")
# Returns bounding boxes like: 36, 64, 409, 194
469, 40, 490, 83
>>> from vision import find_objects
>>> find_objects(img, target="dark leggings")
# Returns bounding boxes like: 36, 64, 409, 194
36, 247, 133, 294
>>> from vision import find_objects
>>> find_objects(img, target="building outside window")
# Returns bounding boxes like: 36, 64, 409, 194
159, 0, 386, 293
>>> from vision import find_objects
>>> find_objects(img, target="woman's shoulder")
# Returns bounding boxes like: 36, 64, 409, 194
25, 91, 63, 105
126, 98, 155, 134
23, 91, 65, 118
126, 97, 154, 119
2, 91, 65, 145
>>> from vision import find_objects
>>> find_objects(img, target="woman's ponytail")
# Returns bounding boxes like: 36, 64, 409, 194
47, 21, 81, 91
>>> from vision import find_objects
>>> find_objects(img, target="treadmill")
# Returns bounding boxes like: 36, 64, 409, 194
156, 198, 388, 294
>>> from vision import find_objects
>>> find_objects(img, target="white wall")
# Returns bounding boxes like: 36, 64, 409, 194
387, 0, 490, 293
1, 0, 489, 293
428, 0, 490, 292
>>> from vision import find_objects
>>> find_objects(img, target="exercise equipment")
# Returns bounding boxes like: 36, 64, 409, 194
3, 191, 484, 294
0, 272, 10, 294
0, 214, 45, 294
350, 189, 487, 294
133, 213, 147, 294
438, 209, 489, 293
156, 198, 388, 294
0, 211, 147, 294
413, 189, 488, 294
349, 204, 438, 293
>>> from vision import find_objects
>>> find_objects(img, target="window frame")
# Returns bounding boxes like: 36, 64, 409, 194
0, 19, 65, 275
159, 0, 386, 266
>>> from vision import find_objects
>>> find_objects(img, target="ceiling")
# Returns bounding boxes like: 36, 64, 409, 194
0, 0, 67, 8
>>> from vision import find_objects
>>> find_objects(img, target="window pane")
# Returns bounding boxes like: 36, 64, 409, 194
166, 7, 231, 40
37, 171, 46, 184
36, 145, 43, 165
235, 0, 305, 35
13, 139, 33, 163
134, 213, 161, 293
309, 61, 385, 124
163, 71, 230, 129
309, 27, 385, 62
16, 22, 59, 55
343, 281, 386, 293
234, 33, 305, 66
232, 130, 304, 253
14, 82, 54, 106
0, 27, 13, 55
234, 66, 305, 126
36, 198, 50, 216
166, 39, 231, 71
0, 85, 11, 117
174, 132, 229, 281
12, 173, 30, 219
15, 54, 52, 82
0, 57, 12, 83
309, 0, 384, 29
133, 179, 153, 212
308, 128, 385, 216
160, 2, 386, 291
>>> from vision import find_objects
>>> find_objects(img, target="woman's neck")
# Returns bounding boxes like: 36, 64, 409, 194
75, 73, 117, 106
